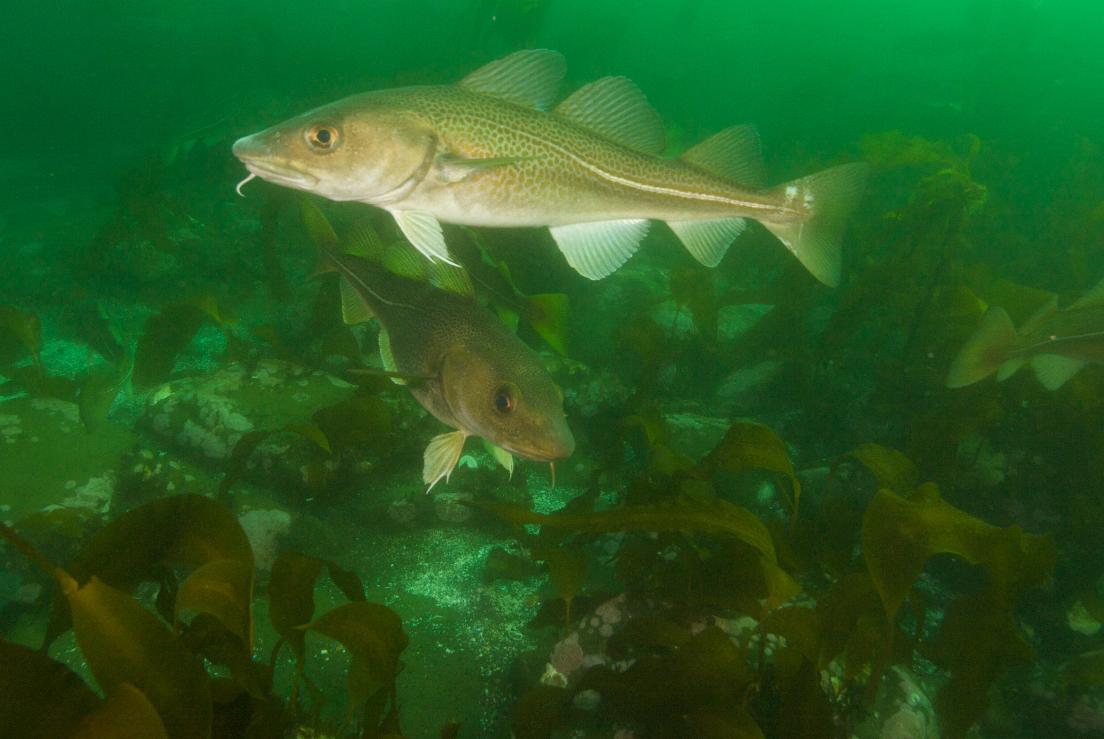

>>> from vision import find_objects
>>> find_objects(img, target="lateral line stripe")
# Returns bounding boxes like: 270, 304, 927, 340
452, 114, 782, 213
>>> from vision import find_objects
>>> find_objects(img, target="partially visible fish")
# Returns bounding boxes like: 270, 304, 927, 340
449, 227, 569, 354
235, 49, 869, 286
946, 277, 1104, 390
300, 201, 574, 488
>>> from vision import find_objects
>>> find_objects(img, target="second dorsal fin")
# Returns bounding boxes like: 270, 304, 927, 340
554, 76, 665, 155
458, 49, 566, 111
680, 125, 766, 188
339, 278, 374, 325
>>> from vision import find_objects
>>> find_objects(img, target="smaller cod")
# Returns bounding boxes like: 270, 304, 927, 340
946, 277, 1104, 390
302, 202, 574, 488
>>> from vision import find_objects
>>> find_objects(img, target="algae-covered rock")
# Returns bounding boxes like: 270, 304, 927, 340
136, 359, 397, 500
662, 411, 731, 461
140, 358, 352, 456
0, 396, 135, 520
852, 666, 940, 739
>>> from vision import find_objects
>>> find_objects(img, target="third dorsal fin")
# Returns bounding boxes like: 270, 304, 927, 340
554, 76, 665, 155
458, 49, 565, 111
679, 125, 766, 188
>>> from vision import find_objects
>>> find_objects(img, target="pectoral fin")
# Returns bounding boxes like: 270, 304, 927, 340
434, 153, 535, 184
378, 329, 406, 386
482, 438, 515, 479
391, 210, 459, 266
423, 430, 469, 491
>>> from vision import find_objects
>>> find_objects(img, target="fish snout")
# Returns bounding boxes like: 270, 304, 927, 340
547, 423, 576, 460
232, 134, 267, 163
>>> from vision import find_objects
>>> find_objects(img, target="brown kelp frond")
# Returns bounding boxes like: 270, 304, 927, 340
0, 495, 408, 737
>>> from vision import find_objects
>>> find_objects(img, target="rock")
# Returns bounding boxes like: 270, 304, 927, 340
713, 359, 785, 412
238, 507, 292, 572
852, 666, 940, 739
434, 492, 473, 524
0, 396, 135, 520
139, 359, 360, 495
662, 411, 731, 460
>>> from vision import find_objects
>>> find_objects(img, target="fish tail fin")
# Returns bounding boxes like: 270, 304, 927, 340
1032, 354, 1085, 391
946, 307, 1019, 388
761, 162, 870, 287
527, 293, 570, 355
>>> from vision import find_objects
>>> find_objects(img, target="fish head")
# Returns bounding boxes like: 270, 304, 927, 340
440, 346, 575, 463
232, 92, 435, 203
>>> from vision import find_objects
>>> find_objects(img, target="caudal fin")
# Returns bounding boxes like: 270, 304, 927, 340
946, 307, 1019, 388
761, 162, 870, 287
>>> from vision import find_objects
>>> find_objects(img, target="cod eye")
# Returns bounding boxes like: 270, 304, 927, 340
305, 124, 339, 151
493, 387, 515, 414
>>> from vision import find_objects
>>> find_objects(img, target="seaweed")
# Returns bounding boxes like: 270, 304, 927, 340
0, 304, 43, 376
133, 296, 230, 389
0, 495, 410, 738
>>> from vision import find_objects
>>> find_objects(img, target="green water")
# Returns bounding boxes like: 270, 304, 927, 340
1, 1, 1103, 737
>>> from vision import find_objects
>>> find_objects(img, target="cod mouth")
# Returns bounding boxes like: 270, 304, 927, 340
232, 136, 319, 190
498, 432, 575, 463
240, 159, 319, 190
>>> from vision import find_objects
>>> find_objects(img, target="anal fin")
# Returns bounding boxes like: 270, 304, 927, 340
667, 218, 747, 268
549, 219, 649, 280
423, 430, 469, 491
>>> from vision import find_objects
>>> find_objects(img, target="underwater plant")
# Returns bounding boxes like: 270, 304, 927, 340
0, 494, 410, 738
470, 426, 1054, 738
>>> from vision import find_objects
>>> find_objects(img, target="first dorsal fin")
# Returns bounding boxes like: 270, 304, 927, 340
344, 221, 387, 262
382, 242, 430, 281
428, 262, 476, 298
380, 239, 476, 298
458, 49, 565, 111
554, 76, 665, 155
679, 125, 766, 188
1071, 276, 1104, 309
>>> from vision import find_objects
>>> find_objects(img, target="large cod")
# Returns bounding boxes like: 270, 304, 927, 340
234, 50, 869, 286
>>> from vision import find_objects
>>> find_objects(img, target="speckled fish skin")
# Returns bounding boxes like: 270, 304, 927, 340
327, 252, 574, 463
234, 51, 869, 285
240, 84, 796, 226
370, 86, 799, 225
